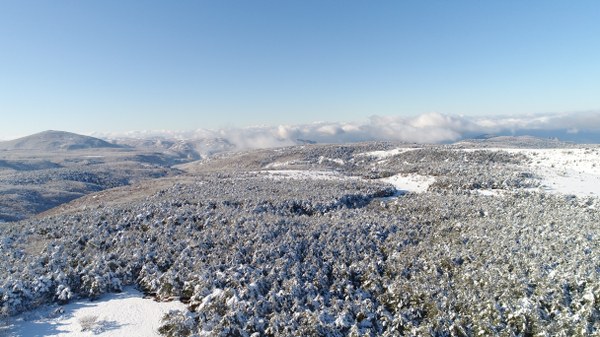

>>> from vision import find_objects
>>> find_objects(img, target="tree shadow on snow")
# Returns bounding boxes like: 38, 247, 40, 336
87, 319, 126, 334
0, 290, 140, 337
1, 319, 70, 337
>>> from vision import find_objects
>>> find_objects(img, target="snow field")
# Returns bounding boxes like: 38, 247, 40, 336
258, 170, 352, 181
1, 288, 186, 337
379, 173, 436, 194
260, 146, 600, 198
504, 148, 600, 197
357, 147, 421, 160
258, 169, 435, 195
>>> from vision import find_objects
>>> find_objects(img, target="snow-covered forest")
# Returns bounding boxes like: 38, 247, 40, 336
1, 138, 599, 336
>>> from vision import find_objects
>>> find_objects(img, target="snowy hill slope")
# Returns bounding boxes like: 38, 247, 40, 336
110, 137, 235, 161
0, 132, 193, 222
0, 131, 121, 151
453, 135, 574, 148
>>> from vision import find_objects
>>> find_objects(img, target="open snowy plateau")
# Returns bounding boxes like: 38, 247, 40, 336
1, 136, 600, 336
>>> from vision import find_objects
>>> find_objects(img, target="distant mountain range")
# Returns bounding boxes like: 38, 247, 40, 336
111, 137, 235, 160
0, 127, 598, 160
0, 131, 185, 222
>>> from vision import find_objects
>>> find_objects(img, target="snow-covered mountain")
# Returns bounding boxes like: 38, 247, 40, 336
0, 130, 122, 151
0, 131, 189, 222
110, 137, 235, 160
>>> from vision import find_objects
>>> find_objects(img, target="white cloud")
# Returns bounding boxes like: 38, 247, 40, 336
473, 111, 600, 133
91, 110, 600, 150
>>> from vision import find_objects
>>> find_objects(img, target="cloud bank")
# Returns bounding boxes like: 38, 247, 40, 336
97, 110, 600, 149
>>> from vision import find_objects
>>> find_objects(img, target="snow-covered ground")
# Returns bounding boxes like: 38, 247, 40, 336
0, 288, 186, 337
259, 147, 435, 195
258, 169, 353, 181
358, 147, 420, 160
458, 147, 600, 197
258, 169, 435, 194
358, 148, 435, 194
263, 161, 309, 169
261, 147, 600, 198
513, 148, 600, 197
379, 173, 435, 194
491, 148, 600, 197
318, 156, 345, 165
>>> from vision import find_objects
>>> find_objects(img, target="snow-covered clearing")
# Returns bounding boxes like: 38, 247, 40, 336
460, 147, 600, 197
318, 156, 345, 165
504, 148, 599, 197
258, 169, 354, 181
475, 189, 502, 197
0, 288, 186, 337
263, 160, 309, 169
263, 157, 345, 169
258, 146, 600, 197
258, 169, 434, 194
379, 173, 435, 194
358, 147, 420, 160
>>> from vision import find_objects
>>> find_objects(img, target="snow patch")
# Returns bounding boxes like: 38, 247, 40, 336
1, 288, 187, 337
379, 173, 435, 194
259, 169, 436, 194
318, 156, 345, 165
258, 170, 354, 181
263, 161, 295, 169
476, 189, 502, 197
358, 147, 420, 160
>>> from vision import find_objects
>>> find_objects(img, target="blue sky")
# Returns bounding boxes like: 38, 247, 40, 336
0, 1, 599, 139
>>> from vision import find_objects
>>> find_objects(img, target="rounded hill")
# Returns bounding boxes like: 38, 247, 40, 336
0, 130, 121, 151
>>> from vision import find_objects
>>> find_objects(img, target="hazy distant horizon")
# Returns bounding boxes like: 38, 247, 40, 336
2, 110, 600, 146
